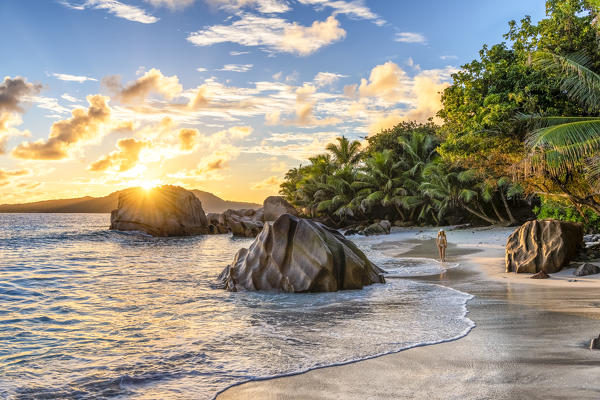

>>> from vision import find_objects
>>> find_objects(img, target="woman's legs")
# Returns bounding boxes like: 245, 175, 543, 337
441, 246, 446, 262
438, 245, 443, 261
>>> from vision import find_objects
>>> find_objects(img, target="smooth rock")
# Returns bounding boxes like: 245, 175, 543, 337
574, 263, 600, 277
263, 196, 298, 221
110, 186, 209, 236
218, 213, 386, 292
362, 220, 391, 236
505, 219, 583, 273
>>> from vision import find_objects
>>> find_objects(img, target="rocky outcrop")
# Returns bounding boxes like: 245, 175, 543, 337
263, 196, 298, 221
218, 213, 386, 292
505, 219, 583, 274
362, 220, 391, 236
574, 263, 600, 277
206, 212, 229, 234
207, 198, 299, 238
110, 186, 209, 236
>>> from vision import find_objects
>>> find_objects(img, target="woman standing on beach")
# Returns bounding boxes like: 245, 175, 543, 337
436, 229, 447, 262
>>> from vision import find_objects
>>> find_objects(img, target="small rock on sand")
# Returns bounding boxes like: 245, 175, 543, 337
530, 271, 550, 279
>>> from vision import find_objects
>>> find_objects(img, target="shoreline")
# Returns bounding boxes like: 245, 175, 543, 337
218, 226, 600, 399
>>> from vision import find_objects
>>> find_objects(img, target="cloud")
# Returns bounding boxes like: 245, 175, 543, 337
144, 0, 195, 9
89, 137, 150, 172
103, 68, 183, 104
0, 168, 31, 186
0, 76, 42, 113
230, 51, 250, 56
251, 175, 281, 190
218, 64, 253, 72
168, 126, 253, 181
394, 32, 427, 44
61, 93, 79, 103
187, 14, 346, 56
206, 0, 291, 13
266, 83, 341, 126
297, 0, 385, 25
12, 95, 112, 160
365, 67, 456, 134
0, 76, 41, 153
60, 0, 158, 23
440, 55, 458, 60
178, 128, 200, 151
353, 61, 409, 103
51, 73, 98, 83
314, 71, 346, 87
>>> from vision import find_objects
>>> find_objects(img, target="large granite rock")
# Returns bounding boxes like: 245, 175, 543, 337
263, 196, 298, 221
110, 185, 209, 236
218, 213, 386, 292
505, 219, 583, 274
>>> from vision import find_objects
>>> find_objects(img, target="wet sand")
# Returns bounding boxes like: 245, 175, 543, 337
218, 227, 600, 400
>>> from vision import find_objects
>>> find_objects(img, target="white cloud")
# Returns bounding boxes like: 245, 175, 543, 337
206, 0, 291, 13
187, 14, 346, 56
230, 50, 250, 56
314, 71, 346, 87
61, 93, 79, 103
394, 32, 427, 44
196, 67, 208, 72
440, 55, 458, 60
144, 0, 195, 9
51, 72, 98, 83
60, 0, 158, 24
297, 0, 385, 25
219, 64, 254, 72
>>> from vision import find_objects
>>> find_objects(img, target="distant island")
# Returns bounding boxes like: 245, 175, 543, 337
0, 189, 261, 214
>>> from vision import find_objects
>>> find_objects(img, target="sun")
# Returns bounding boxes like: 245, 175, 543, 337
140, 181, 155, 191
133, 179, 162, 192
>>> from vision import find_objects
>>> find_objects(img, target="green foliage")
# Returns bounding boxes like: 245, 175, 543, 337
279, 1, 600, 227
534, 197, 600, 232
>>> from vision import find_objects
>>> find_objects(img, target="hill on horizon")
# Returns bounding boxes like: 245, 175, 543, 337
0, 188, 262, 214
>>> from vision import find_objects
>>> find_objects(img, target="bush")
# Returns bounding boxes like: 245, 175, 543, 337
533, 197, 600, 233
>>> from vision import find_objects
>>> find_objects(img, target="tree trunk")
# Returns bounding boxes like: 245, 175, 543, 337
394, 204, 406, 221
463, 204, 499, 225
490, 198, 507, 223
499, 190, 517, 224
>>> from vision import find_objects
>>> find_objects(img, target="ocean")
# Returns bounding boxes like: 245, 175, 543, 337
0, 214, 473, 399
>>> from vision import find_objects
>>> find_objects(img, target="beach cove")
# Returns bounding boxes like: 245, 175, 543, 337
219, 226, 600, 400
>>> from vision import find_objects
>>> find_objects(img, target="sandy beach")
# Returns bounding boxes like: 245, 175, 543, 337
218, 226, 600, 400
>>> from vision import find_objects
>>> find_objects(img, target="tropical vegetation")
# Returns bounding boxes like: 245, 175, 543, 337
280, 0, 600, 231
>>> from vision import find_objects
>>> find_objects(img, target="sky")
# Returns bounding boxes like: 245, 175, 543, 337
0, 0, 546, 204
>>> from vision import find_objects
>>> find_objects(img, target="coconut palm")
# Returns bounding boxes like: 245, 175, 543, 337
525, 51, 600, 214
527, 52, 600, 178
325, 136, 362, 167
352, 150, 408, 220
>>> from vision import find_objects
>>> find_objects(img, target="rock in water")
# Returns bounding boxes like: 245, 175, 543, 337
263, 196, 298, 221
110, 186, 209, 236
218, 214, 386, 292
574, 263, 600, 277
505, 219, 583, 274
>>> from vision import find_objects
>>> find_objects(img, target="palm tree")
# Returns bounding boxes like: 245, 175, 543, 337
396, 131, 440, 223
326, 136, 362, 167
525, 52, 600, 213
352, 150, 407, 220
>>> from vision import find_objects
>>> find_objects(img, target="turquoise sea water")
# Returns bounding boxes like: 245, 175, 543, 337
0, 214, 473, 399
